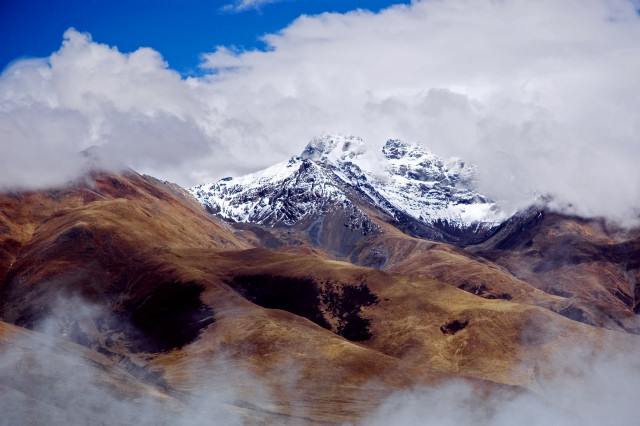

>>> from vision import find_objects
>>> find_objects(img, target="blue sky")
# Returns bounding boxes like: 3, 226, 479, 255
0, 0, 410, 75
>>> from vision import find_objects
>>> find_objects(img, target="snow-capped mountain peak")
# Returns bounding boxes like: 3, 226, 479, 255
190, 135, 506, 246
300, 134, 365, 165
381, 139, 475, 187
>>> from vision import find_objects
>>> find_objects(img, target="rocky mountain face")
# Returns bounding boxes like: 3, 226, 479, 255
467, 208, 640, 333
190, 135, 506, 251
0, 166, 639, 425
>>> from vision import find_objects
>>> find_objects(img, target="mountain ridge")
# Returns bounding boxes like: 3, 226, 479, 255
190, 135, 507, 247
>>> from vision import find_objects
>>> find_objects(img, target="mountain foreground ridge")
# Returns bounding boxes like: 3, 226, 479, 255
0, 162, 639, 424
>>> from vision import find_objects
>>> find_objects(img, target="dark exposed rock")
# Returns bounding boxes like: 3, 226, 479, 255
440, 318, 469, 335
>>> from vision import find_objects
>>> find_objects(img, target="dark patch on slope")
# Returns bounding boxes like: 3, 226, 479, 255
126, 281, 215, 353
555, 304, 590, 325
440, 318, 469, 335
0, 221, 215, 355
228, 275, 331, 330
227, 275, 377, 341
322, 282, 378, 341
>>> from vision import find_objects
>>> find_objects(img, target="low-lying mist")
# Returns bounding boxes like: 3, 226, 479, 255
1, 294, 639, 425
368, 346, 640, 426
0, 308, 258, 426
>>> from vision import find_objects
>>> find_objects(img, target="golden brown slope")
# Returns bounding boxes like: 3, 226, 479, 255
1, 171, 639, 424
294, 203, 640, 337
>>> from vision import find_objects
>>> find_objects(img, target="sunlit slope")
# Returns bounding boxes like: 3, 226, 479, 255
0, 171, 638, 424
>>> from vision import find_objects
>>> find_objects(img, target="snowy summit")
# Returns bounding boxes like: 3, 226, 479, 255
190, 135, 505, 244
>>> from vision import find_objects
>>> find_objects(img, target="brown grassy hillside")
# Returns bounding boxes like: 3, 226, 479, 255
0, 171, 638, 424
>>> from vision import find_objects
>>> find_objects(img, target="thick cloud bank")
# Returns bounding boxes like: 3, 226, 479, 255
0, 29, 218, 189
1, 0, 640, 223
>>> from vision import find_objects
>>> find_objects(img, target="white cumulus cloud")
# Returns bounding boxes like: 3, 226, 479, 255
1, 0, 640, 224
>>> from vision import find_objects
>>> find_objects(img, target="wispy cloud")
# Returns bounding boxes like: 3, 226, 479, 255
2, 0, 640, 224
219, 0, 286, 13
